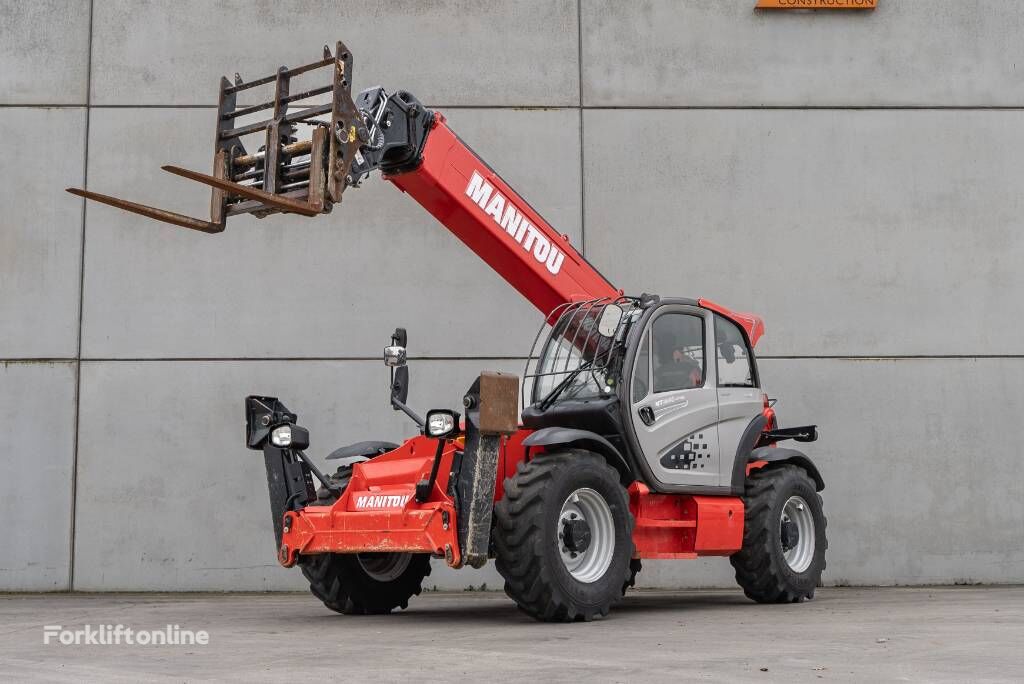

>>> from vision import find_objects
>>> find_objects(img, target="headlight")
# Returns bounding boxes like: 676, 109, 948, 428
271, 425, 293, 447
424, 409, 459, 438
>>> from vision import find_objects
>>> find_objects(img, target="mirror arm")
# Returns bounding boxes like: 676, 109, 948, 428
391, 395, 425, 428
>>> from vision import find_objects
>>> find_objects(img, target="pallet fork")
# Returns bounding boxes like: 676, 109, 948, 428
68, 42, 365, 232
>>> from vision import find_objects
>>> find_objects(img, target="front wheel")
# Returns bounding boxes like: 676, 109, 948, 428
731, 465, 827, 603
493, 450, 635, 622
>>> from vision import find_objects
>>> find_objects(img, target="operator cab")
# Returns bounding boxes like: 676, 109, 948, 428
522, 296, 765, 493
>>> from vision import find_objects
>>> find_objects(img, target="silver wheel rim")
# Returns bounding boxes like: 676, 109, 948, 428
781, 496, 815, 573
557, 487, 616, 583
356, 552, 412, 582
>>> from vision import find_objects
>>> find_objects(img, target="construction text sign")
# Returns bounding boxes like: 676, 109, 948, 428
756, 0, 877, 8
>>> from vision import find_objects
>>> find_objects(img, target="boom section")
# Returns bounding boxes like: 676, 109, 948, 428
386, 116, 619, 317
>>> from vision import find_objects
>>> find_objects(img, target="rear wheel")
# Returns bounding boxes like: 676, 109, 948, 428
731, 465, 827, 603
303, 460, 431, 614
301, 552, 431, 615
493, 450, 634, 622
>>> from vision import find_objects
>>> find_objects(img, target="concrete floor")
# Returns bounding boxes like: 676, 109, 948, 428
1, 587, 1021, 683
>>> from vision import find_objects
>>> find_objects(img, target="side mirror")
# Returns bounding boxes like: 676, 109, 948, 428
392, 327, 407, 348
424, 409, 460, 439
392, 365, 410, 405
385, 326, 408, 367
597, 304, 623, 337
384, 345, 407, 367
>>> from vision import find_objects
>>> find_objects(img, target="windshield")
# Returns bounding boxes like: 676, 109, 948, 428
525, 299, 637, 406
532, 337, 606, 403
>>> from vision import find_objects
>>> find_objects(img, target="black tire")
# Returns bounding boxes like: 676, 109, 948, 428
623, 559, 642, 595
301, 552, 432, 615
493, 450, 635, 622
731, 464, 827, 603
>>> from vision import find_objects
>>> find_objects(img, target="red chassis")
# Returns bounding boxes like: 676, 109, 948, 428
280, 432, 755, 569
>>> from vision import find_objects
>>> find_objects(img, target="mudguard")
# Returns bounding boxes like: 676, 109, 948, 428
522, 427, 633, 482
748, 446, 825, 491
326, 440, 399, 461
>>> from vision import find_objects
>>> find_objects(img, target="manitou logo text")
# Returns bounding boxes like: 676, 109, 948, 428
465, 171, 565, 275
354, 494, 411, 509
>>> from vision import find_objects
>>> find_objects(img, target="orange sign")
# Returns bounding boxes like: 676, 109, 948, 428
756, 0, 877, 8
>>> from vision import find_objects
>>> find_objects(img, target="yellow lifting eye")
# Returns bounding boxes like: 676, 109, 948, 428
347, 125, 357, 143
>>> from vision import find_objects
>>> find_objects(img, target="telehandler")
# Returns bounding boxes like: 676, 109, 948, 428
68, 42, 826, 622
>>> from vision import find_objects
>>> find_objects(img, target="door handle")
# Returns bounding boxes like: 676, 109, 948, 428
638, 406, 655, 426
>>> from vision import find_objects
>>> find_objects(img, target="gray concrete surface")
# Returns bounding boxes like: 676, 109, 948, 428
0, 108, 86, 358
0, 362, 77, 590
0, 0, 91, 105
89, 0, 579, 106
2, 1, 1024, 592
584, 107, 1024, 357
2, 587, 1022, 682
582, 0, 1024, 107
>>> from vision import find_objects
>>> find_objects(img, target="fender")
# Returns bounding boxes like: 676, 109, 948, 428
747, 446, 825, 492
522, 427, 633, 482
326, 440, 399, 461
729, 414, 768, 494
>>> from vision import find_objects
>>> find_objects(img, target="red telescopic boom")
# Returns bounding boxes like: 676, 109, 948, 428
386, 114, 619, 317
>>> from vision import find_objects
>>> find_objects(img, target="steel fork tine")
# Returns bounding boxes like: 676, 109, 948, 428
65, 187, 224, 233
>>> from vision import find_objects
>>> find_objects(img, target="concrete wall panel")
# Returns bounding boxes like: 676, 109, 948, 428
73, 358, 520, 590
583, 108, 1024, 357
757, 357, 1024, 586
0, 0, 91, 104
582, 0, 1024, 107
0, 361, 76, 590
80, 107, 580, 359
90, 0, 578, 106
0, 108, 86, 358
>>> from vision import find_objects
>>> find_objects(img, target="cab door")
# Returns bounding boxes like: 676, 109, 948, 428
628, 306, 720, 487
713, 313, 764, 482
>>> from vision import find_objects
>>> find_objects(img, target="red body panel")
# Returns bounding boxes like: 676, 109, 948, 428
279, 436, 462, 567
698, 297, 766, 348
628, 482, 744, 558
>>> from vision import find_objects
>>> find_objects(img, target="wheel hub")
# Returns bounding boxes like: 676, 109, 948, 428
357, 552, 412, 582
780, 496, 815, 573
557, 488, 615, 583
561, 518, 592, 554
780, 518, 799, 551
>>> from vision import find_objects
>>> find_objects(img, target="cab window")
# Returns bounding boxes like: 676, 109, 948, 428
652, 313, 705, 392
714, 314, 755, 387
